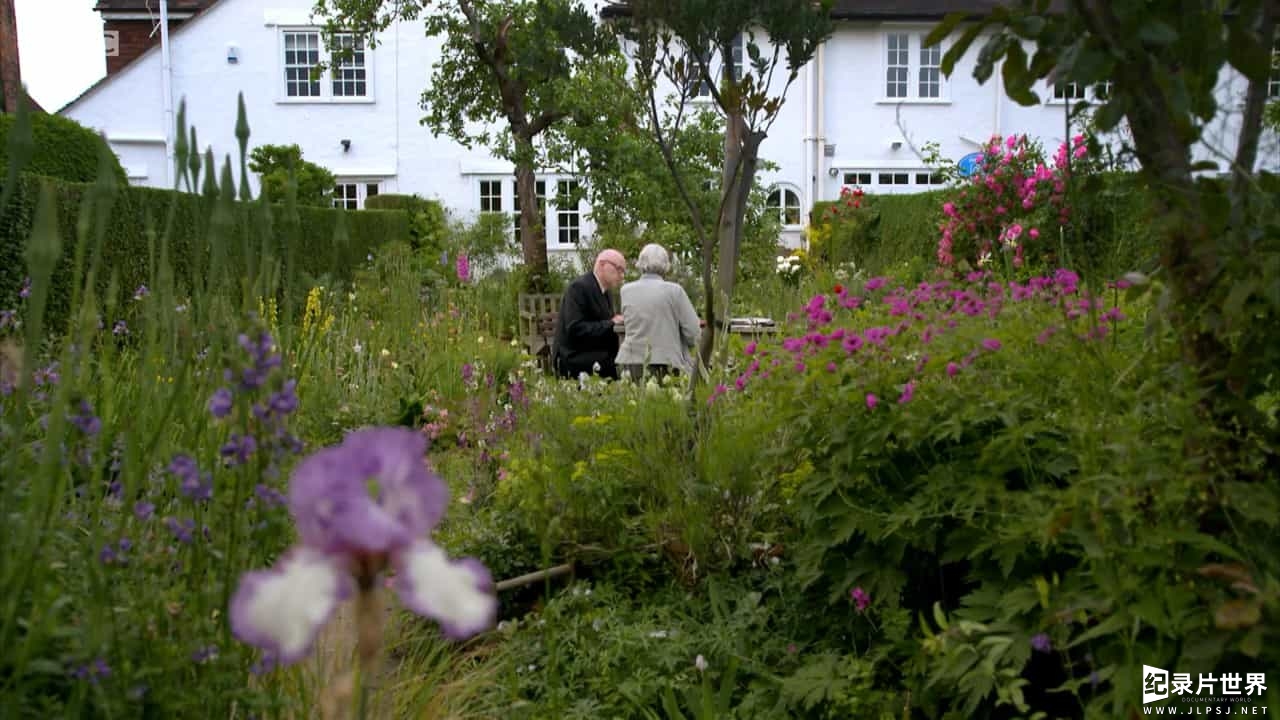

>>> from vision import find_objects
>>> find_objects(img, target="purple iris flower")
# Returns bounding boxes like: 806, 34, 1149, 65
1031, 633, 1052, 653
229, 427, 495, 665
208, 388, 233, 419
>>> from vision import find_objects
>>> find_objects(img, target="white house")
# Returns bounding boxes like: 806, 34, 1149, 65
64, 0, 1280, 254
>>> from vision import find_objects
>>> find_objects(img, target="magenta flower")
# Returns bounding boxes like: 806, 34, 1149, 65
455, 253, 471, 284
981, 338, 1002, 352
865, 393, 878, 410
850, 586, 870, 612
229, 428, 496, 665
743, 341, 757, 356
898, 381, 915, 404
946, 361, 960, 377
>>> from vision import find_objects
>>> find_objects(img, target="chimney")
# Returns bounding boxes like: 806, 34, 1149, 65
96, 1, 208, 76
0, 0, 22, 113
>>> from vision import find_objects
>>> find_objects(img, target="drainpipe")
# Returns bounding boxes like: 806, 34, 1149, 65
159, 0, 175, 188
815, 41, 826, 204
801, 58, 812, 228
993, 45, 1003, 138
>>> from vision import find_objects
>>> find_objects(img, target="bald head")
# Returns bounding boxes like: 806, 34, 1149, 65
593, 249, 627, 290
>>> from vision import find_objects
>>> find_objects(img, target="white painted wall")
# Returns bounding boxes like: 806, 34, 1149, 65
62, 0, 1280, 256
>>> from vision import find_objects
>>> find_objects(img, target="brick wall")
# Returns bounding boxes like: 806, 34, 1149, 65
105, 19, 187, 76
0, 0, 21, 113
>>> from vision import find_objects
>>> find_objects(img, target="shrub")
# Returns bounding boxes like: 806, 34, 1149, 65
0, 173, 411, 332
365, 193, 448, 253
247, 144, 335, 207
0, 111, 127, 185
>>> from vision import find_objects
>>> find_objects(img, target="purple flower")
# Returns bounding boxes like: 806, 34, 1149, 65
229, 428, 496, 665
1031, 633, 1052, 653
191, 644, 219, 664
461, 363, 474, 384
898, 381, 915, 404
166, 517, 196, 544
981, 338, 1002, 352
455, 253, 471, 284
865, 393, 878, 410
170, 454, 212, 501
99, 545, 118, 565
220, 434, 257, 467
0, 309, 16, 330
209, 388, 233, 418
254, 483, 287, 509
71, 400, 101, 436
134, 501, 155, 520
864, 277, 887, 292
18, 277, 30, 299
268, 380, 298, 416
133, 285, 150, 300
850, 586, 870, 612
946, 361, 960, 377
112, 320, 128, 336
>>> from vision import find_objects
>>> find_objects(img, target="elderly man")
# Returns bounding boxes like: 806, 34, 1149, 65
553, 249, 627, 380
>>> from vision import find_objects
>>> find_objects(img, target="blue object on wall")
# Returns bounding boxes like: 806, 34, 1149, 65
957, 152, 984, 178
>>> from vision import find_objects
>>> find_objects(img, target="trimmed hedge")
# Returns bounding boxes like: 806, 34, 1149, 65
0, 113, 128, 186
365, 193, 448, 253
810, 174, 1164, 281
0, 173, 411, 331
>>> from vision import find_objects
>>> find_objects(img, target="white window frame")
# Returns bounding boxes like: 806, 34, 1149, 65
1046, 80, 1110, 104
766, 184, 802, 228
840, 168, 945, 195
688, 32, 749, 100
479, 179, 503, 213
555, 179, 583, 246
1269, 40, 1280, 99
332, 179, 382, 210
277, 28, 375, 104
878, 29, 949, 104
512, 178, 548, 246
474, 176, 585, 247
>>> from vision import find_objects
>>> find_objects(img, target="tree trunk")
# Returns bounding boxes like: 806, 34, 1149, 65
513, 135, 549, 292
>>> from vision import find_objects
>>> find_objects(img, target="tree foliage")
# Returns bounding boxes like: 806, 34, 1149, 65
247, 144, 335, 207
614, 0, 833, 369
313, 0, 619, 291
929, 0, 1279, 474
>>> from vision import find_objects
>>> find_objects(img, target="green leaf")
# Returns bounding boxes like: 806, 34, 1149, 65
1137, 21, 1178, 46
925, 12, 968, 49
942, 21, 990, 76
1067, 612, 1128, 648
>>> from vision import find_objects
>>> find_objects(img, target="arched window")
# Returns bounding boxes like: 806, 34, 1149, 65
766, 185, 801, 227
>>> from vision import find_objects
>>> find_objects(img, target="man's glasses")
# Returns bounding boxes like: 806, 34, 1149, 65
603, 260, 626, 274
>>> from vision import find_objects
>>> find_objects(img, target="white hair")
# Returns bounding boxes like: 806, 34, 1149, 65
635, 243, 671, 275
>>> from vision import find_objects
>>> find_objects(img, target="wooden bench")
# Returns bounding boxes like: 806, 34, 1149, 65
518, 293, 561, 372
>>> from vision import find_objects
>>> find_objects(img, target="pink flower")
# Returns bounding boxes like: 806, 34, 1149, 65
850, 586, 870, 612
898, 381, 915, 404
981, 338, 1002, 352
825, 362, 838, 373
946, 361, 959, 377
1029, 228, 1040, 240
744, 341, 757, 356
865, 393, 878, 410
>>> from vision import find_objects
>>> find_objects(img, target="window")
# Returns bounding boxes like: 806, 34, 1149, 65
883, 32, 946, 101
280, 29, 371, 101
332, 181, 381, 210
688, 33, 747, 98
1052, 82, 1087, 101
844, 169, 942, 194
918, 40, 941, 98
556, 180, 581, 244
512, 179, 547, 245
283, 31, 321, 98
1094, 81, 1113, 100
886, 33, 909, 98
1270, 40, 1280, 99
479, 180, 502, 213
330, 33, 367, 97
766, 186, 801, 227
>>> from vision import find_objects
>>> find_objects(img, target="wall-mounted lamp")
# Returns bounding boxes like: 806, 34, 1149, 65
226, 44, 239, 64
890, 140, 903, 151
827, 166, 839, 178
340, 139, 351, 152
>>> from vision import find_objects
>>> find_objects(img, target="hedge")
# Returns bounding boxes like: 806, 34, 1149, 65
0, 172, 411, 332
0, 112, 128, 186
810, 173, 1163, 281
365, 193, 449, 253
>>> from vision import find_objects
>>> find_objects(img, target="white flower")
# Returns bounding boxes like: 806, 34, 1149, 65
977, 252, 992, 267
648, 630, 669, 639
380, 348, 391, 357
353, 342, 363, 354
695, 654, 707, 672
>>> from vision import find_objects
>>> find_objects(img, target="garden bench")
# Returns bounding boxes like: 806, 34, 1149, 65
517, 293, 561, 372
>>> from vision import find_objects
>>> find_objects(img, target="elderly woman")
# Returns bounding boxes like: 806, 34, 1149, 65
615, 243, 702, 381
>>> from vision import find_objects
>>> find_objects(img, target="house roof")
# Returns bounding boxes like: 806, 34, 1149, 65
93, 0, 215, 11
601, 1, 1066, 21
60, 0, 222, 114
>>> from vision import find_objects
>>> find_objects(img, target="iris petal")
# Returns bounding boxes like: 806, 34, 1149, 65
229, 548, 350, 664
394, 540, 496, 639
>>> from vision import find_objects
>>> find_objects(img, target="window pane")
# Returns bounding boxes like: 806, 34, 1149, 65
284, 31, 321, 98
783, 189, 800, 225
556, 180, 580, 244
480, 180, 502, 213
366, 183, 379, 197
332, 34, 368, 97
886, 33, 908, 98
918, 40, 941, 98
